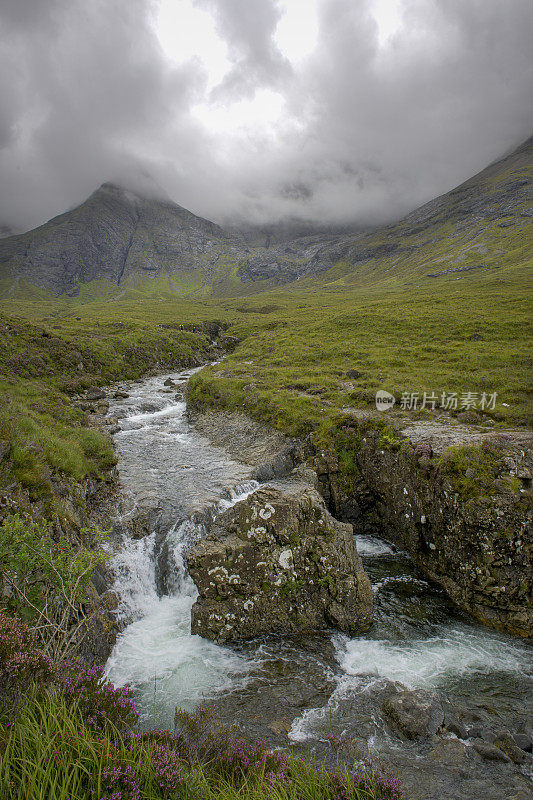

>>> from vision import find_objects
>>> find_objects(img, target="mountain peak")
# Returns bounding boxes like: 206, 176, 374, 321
95, 173, 172, 205
0, 136, 531, 299
0, 174, 239, 297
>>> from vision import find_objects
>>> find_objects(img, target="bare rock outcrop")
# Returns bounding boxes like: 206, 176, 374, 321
186, 482, 373, 642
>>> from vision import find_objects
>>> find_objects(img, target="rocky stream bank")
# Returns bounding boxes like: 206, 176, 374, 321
186, 406, 533, 800
313, 413, 532, 638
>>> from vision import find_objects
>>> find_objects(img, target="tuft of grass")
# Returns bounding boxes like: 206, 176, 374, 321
438, 442, 506, 501
0, 378, 116, 498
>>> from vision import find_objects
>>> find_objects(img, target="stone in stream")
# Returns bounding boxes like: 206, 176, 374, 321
382, 687, 444, 739
513, 732, 533, 753
186, 482, 373, 642
471, 739, 512, 763
85, 387, 106, 401
492, 732, 527, 764
442, 712, 468, 740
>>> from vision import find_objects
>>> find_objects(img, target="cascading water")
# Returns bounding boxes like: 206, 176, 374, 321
104, 369, 532, 798
104, 369, 259, 725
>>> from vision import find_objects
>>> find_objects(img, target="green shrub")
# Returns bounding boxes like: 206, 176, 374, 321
0, 514, 108, 658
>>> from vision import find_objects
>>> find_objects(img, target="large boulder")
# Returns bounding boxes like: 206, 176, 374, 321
186, 483, 373, 642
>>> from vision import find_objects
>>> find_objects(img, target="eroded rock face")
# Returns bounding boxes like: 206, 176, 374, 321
316, 422, 533, 638
186, 483, 373, 642
0, 182, 245, 296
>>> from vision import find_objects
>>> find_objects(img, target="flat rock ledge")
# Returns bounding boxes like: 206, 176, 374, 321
186, 482, 373, 642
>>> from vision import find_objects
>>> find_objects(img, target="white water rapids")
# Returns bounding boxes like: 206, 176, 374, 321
104, 369, 259, 723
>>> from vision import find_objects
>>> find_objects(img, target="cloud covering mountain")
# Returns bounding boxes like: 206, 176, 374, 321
0, 0, 532, 231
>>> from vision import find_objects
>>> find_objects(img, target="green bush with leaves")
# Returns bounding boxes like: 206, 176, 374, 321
0, 514, 108, 659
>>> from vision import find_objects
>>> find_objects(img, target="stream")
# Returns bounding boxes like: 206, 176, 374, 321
104, 369, 532, 800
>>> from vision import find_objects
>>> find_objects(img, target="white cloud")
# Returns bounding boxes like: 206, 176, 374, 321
154, 0, 231, 90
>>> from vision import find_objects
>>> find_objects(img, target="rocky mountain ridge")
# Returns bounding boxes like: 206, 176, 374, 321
0, 136, 531, 297
0, 182, 247, 296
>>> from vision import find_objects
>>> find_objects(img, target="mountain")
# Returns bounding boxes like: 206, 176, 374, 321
259, 134, 533, 287
0, 183, 248, 297
228, 219, 369, 248
0, 137, 531, 298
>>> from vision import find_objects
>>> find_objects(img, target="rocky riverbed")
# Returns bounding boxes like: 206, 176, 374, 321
100, 370, 532, 800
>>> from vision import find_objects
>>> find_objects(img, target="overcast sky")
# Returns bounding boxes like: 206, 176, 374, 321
1, 0, 532, 231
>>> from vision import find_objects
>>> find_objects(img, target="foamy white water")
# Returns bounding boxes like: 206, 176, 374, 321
335, 627, 531, 688
106, 483, 258, 725
356, 535, 394, 556
104, 370, 260, 725
110, 532, 159, 621
289, 624, 533, 742
105, 596, 252, 720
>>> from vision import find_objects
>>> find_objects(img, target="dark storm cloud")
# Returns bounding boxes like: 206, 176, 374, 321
224, 0, 533, 226
0, 0, 532, 231
0, 0, 208, 228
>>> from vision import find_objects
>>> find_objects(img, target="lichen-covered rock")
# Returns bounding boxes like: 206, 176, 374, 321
186, 484, 373, 642
316, 421, 533, 637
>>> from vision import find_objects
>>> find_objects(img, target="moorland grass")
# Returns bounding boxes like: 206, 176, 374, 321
0, 609, 401, 800
0, 688, 401, 800
0, 203, 531, 503
186, 271, 533, 434
0, 313, 216, 499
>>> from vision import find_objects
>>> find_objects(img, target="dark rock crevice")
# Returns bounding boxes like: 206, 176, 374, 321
115, 206, 141, 285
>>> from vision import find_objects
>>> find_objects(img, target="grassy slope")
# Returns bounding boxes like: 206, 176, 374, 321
187, 268, 532, 435
298, 139, 532, 289
186, 140, 533, 432
2, 252, 530, 457
0, 684, 400, 800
